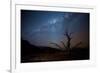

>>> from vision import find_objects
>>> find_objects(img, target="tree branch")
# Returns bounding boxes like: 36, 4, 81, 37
73, 42, 82, 48
69, 32, 74, 37
50, 43, 62, 49
60, 41, 67, 49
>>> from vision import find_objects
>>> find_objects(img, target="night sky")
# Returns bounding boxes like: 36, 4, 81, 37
21, 10, 89, 49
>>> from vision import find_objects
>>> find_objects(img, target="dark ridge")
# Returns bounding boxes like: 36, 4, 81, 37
21, 39, 63, 62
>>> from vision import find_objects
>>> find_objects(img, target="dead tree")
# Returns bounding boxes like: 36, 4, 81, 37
50, 14, 82, 55
64, 31, 73, 50
50, 31, 82, 51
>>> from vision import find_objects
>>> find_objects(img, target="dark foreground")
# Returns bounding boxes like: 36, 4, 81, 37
21, 39, 89, 63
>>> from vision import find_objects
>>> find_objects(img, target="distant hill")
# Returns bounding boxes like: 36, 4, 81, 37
21, 39, 63, 62
21, 39, 39, 56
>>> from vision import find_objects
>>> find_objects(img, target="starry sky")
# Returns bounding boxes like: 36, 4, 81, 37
21, 10, 89, 49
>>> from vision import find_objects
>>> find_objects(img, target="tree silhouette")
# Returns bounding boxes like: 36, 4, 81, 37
64, 31, 73, 49
50, 31, 82, 53
50, 14, 82, 53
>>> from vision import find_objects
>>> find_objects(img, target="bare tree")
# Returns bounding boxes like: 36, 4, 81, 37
50, 31, 82, 52
64, 31, 73, 50
50, 14, 82, 53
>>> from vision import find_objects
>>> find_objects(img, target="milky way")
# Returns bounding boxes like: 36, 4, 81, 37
21, 10, 89, 49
